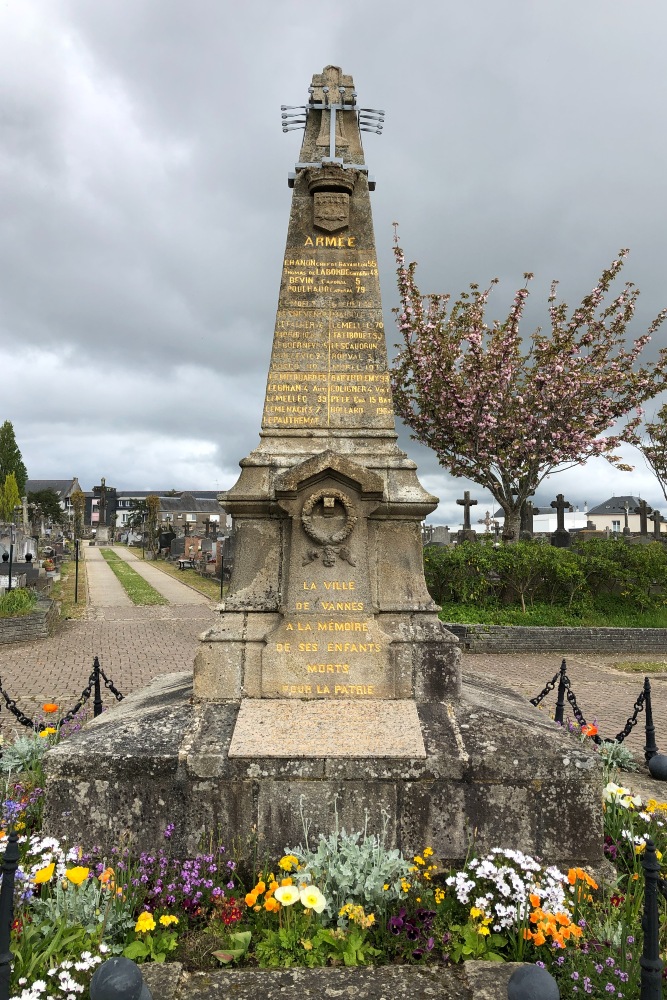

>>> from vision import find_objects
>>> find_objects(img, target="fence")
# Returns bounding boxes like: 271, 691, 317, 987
0, 655, 124, 733
530, 658, 659, 761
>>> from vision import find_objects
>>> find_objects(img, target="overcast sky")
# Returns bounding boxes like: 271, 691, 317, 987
3, 0, 667, 526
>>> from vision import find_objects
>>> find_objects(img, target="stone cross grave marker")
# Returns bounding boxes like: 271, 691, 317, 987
635, 499, 652, 537
550, 493, 572, 548
649, 508, 663, 539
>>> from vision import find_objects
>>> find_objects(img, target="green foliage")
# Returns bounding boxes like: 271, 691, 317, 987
70, 488, 86, 537
27, 489, 65, 526
32, 876, 135, 943
0, 471, 21, 521
0, 588, 38, 618
425, 538, 667, 619
0, 732, 52, 775
289, 809, 412, 920
448, 921, 506, 962
0, 421, 27, 496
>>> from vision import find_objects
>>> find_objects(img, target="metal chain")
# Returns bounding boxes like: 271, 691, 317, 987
0, 659, 125, 732
57, 667, 98, 726
99, 668, 124, 703
533, 669, 646, 747
529, 669, 561, 708
0, 680, 37, 731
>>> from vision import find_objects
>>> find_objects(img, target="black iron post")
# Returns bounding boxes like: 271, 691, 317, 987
554, 659, 568, 725
74, 539, 80, 604
644, 676, 659, 764
640, 838, 664, 999
93, 656, 103, 718
0, 828, 20, 1000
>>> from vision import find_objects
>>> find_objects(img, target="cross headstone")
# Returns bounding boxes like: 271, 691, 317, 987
520, 500, 536, 539
478, 510, 494, 533
457, 491, 477, 529
649, 508, 663, 539
635, 500, 652, 537
623, 501, 631, 535
456, 491, 478, 542
550, 493, 572, 548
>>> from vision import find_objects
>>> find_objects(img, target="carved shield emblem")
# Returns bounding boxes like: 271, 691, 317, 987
313, 192, 349, 233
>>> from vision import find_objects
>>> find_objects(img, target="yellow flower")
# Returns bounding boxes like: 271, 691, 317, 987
64, 866, 89, 886
159, 914, 179, 927
413, 855, 425, 866
470, 906, 485, 919
135, 912, 156, 933
39, 728, 57, 738
34, 863, 55, 884
478, 925, 490, 936
278, 854, 299, 871
423, 847, 434, 857
383, 884, 389, 891
435, 888, 445, 905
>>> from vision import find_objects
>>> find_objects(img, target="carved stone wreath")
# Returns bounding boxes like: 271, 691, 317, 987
301, 489, 358, 546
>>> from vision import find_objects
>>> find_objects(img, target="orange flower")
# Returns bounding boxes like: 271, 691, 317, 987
532, 930, 546, 947
280, 877, 293, 887
245, 892, 258, 907
42, 703, 59, 714
264, 896, 281, 912
254, 880, 266, 895
529, 892, 541, 908
581, 723, 598, 737
556, 912, 570, 926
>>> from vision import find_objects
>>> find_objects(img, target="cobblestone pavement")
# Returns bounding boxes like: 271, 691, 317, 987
464, 649, 667, 764
0, 563, 217, 736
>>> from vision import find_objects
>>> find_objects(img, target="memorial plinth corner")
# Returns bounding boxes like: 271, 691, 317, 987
44, 66, 603, 868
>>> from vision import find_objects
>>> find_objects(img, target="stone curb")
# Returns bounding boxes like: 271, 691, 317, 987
447, 623, 667, 653
141, 959, 525, 1000
0, 599, 59, 645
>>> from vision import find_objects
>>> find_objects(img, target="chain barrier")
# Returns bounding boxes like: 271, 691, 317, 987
0, 657, 124, 733
532, 659, 646, 746
529, 668, 561, 708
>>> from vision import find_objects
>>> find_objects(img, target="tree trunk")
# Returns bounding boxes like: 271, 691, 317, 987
502, 509, 521, 543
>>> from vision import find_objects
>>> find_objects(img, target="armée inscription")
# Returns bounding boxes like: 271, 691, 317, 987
303, 236, 356, 247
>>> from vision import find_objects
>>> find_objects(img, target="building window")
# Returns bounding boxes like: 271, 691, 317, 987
186, 514, 197, 522
612, 520, 620, 533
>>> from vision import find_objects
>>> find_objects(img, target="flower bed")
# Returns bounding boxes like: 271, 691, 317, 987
3, 713, 667, 999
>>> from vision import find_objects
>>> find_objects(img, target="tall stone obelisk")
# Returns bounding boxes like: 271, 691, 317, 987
45, 67, 603, 869
195, 65, 459, 720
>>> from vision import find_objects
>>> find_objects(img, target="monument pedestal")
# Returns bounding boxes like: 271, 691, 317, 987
44, 65, 603, 870
44, 670, 602, 865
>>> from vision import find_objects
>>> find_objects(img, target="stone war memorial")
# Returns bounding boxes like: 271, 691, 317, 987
45, 66, 603, 867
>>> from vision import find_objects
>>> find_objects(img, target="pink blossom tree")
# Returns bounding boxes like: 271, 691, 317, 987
636, 401, 667, 503
391, 234, 667, 541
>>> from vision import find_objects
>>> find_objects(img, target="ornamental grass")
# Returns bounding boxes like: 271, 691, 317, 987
2, 726, 667, 998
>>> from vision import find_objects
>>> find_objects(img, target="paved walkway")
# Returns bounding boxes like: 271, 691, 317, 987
0, 547, 217, 736
109, 547, 209, 605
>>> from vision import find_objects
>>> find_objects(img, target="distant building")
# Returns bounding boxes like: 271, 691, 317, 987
25, 478, 83, 528
114, 490, 229, 535
587, 495, 665, 534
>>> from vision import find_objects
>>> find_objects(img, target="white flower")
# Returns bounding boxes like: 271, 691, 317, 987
274, 884, 300, 906
299, 885, 326, 913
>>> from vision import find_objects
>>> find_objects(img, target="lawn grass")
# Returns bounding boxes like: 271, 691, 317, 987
612, 660, 667, 673
143, 557, 224, 601
99, 548, 168, 605
51, 551, 88, 619
438, 600, 667, 628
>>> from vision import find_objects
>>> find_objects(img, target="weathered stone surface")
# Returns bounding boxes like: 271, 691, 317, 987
44, 670, 602, 865
229, 699, 426, 757
138, 962, 532, 1000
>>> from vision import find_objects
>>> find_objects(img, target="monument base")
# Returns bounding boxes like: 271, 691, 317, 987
44, 671, 603, 867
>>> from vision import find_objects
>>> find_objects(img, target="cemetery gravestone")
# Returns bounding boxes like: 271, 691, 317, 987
550, 493, 572, 548
44, 66, 603, 869
456, 491, 478, 543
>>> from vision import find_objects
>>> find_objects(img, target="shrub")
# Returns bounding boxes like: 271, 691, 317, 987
0, 588, 38, 618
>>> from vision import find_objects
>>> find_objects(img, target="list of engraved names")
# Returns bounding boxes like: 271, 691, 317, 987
262, 250, 394, 429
